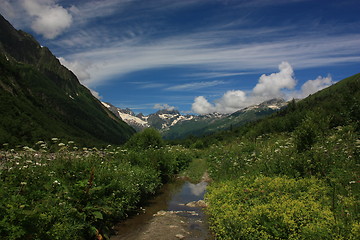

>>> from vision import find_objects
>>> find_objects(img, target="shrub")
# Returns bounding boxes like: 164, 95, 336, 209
206, 176, 345, 239
125, 128, 164, 150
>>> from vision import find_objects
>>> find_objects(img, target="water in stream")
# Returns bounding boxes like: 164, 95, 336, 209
110, 179, 213, 240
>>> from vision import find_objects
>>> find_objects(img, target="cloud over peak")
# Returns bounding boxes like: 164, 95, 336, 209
191, 62, 334, 115
153, 103, 176, 111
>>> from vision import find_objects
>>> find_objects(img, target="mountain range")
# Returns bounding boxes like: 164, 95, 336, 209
0, 15, 135, 147
102, 98, 288, 139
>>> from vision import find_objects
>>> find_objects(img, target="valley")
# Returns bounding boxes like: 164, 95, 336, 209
0, 9, 359, 240
102, 98, 288, 139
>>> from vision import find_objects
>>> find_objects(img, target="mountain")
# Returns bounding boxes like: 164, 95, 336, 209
0, 15, 135, 147
101, 102, 150, 132
201, 73, 360, 144
162, 98, 288, 139
102, 98, 287, 139
101, 101, 230, 134
102, 102, 198, 131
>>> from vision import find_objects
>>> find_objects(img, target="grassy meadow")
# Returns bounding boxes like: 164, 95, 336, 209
0, 74, 359, 240
0, 130, 193, 239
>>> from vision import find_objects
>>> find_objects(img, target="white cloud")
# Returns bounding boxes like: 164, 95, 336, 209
191, 96, 215, 115
153, 103, 176, 111
253, 61, 296, 97
21, 0, 72, 39
215, 90, 247, 111
58, 57, 91, 83
298, 75, 333, 98
191, 90, 249, 114
191, 62, 333, 115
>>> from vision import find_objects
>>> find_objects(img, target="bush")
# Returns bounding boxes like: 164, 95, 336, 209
125, 128, 164, 150
206, 176, 341, 240
293, 112, 330, 152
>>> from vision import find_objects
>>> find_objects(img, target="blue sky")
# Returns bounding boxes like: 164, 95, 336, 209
1, 0, 360, 115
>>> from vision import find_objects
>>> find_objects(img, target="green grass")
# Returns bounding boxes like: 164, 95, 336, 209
179, 157, 208, 183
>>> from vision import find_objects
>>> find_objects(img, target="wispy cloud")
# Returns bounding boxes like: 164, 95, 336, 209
185, 72, 255, 79
61, 30, 360, 87
130, 81, 167, 89
166, 80, 226, 91
3, 0, 359, 88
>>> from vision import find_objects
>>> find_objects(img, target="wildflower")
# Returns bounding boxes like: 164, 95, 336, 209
51, 138, 59, 142
68, 141, 74, 144
36, 141, 44, 145
53, 180, 61, 185
20, 182, 27, 185
349, 181, 356, 184
58, 143, 65, 147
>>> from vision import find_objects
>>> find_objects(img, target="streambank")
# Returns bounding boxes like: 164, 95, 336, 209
110, 174, 212, 240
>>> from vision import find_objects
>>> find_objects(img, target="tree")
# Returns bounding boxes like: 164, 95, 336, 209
125, 128, 164, 150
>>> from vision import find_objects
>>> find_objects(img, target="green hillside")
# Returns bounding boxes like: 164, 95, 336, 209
199, 73, 360, 239
0, 15, 135, 147
193, 73, 359, 145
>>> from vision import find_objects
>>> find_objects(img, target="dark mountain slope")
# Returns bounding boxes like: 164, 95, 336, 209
0, 15, 135, 147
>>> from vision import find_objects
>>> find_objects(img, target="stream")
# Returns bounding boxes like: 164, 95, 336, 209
110, 178, 213, 240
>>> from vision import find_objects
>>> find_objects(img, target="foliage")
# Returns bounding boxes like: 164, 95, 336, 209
0, 140, 193, 239
125, 128, 164, 150
207, 176, 338, 239
203, 73, 360, 239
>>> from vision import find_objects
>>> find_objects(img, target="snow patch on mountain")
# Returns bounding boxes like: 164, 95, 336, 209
101, 98, 288, 132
